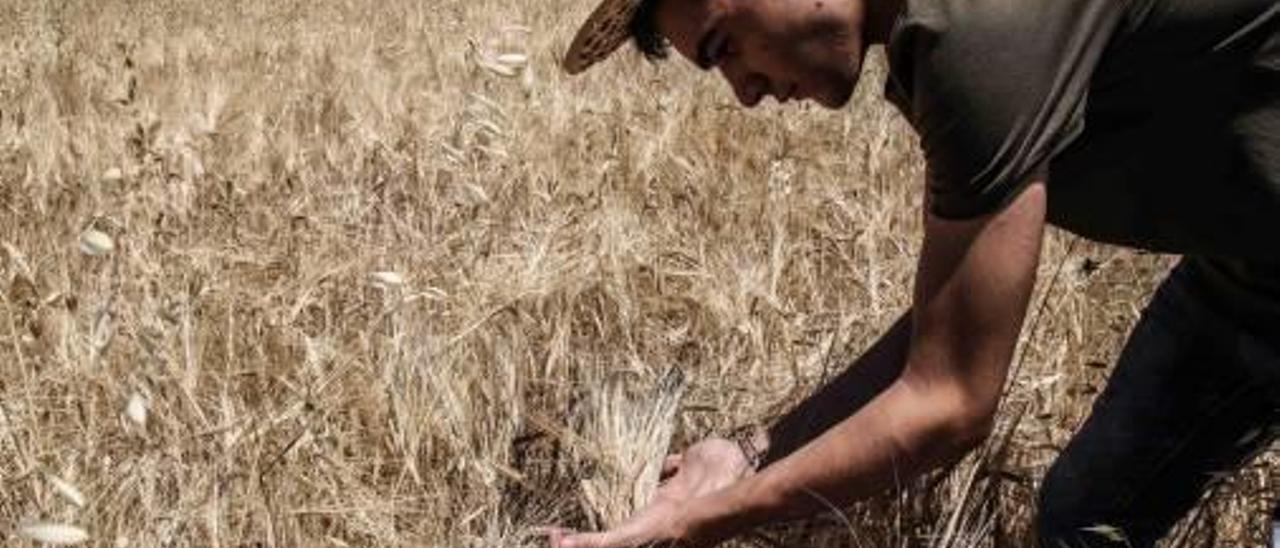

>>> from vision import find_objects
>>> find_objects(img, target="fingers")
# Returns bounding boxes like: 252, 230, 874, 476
660, 454, 683, 480
535, 526, 571, 547
537, 527, 623, 548
556, 531, 618, 548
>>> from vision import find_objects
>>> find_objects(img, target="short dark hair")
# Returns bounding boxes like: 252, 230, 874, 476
630, 0, 670, 61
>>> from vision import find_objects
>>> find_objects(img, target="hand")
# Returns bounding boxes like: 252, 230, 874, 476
546, 438, 754, 548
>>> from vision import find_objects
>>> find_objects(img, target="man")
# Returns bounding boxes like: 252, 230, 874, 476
547, 0, 1280, 546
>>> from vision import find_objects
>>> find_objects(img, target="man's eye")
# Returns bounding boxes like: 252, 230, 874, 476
696, 28, 731, 69
718, 40, 736, 61
716, 39, 737, 63
711, 34, 731, 64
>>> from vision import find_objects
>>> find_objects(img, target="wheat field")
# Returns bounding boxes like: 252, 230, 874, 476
0, 0, 1275, 546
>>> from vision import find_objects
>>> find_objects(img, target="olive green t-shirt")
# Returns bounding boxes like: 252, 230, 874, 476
884, 0, 1280, 265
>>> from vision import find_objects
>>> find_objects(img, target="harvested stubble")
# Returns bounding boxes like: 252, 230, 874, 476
0, 0, 1274, 546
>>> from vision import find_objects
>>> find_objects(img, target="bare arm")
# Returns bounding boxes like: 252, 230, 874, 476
690, 180, 1047, 542
548, 181, 1047, 548
759, 312, 911, 467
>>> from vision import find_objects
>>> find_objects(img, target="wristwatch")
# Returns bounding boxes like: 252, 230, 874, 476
729, 425, 767, 473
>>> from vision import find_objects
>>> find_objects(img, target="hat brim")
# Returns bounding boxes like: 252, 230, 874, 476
562, 0, 641, 75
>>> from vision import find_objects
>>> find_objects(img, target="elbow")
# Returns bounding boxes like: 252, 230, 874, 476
898, 368, 1002, 460
916, 382, 999, 457
942, 404, 996, 455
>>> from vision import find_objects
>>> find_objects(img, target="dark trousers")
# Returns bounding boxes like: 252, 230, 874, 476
1036, 257, 1280, 547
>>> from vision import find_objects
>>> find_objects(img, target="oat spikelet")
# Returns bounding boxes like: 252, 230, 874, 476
78, 230, 114, 256
495, 53, 528, 68
1081, 524, 1129, 544
125, 393, 147, 426
16, 522, 89, 545
480, 60, 518, 78
46, 475, 86, 507
369, 271, 405, 289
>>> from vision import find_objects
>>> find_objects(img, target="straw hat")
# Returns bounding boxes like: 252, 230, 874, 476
562, 0, 642, 75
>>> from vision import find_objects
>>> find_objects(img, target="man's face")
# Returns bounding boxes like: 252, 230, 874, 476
654, 0, 866, 109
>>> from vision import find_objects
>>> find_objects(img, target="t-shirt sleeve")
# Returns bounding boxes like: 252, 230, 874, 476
885, 0, 1125, 219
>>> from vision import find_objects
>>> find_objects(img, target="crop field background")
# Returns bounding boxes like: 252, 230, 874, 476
0, 0, 1275, 546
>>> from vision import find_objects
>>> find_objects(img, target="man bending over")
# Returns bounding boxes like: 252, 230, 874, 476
549, 0, 1280, 545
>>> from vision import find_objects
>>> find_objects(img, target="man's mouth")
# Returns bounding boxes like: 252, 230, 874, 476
776, 83, 799, 103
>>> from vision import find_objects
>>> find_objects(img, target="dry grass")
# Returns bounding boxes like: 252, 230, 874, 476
0, 0, 1274, 546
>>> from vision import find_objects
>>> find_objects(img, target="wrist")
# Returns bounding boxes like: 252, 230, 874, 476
685, 473, 776, 545
728, 424, 771, 473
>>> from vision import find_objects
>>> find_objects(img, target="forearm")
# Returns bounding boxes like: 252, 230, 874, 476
690, 183, 1046, 544
696, 374, 987, 541
760, 312, 912, 466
